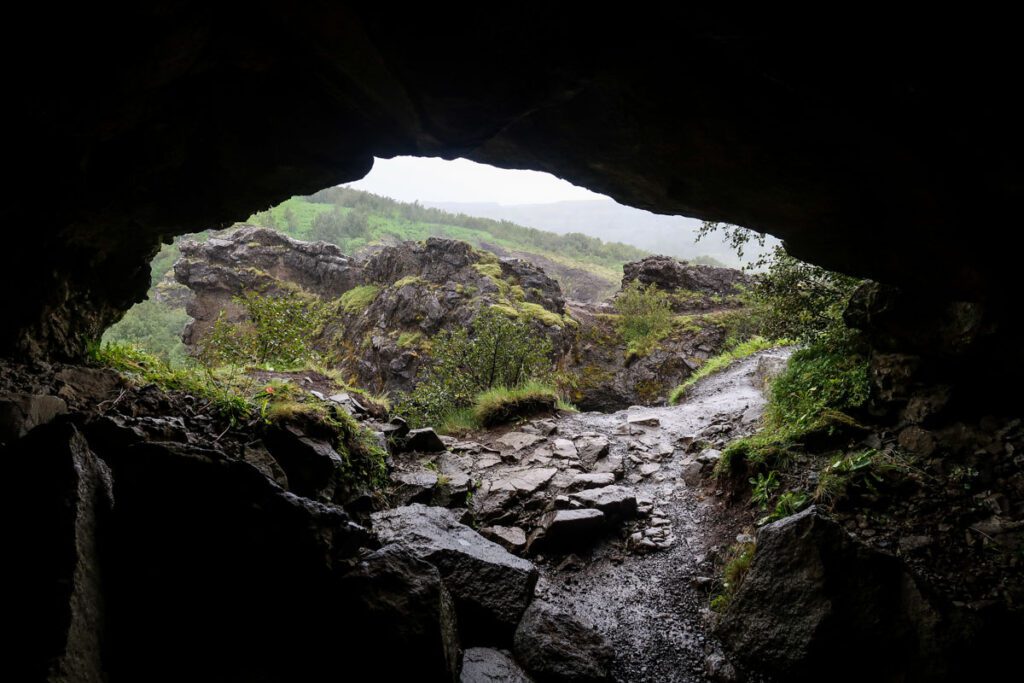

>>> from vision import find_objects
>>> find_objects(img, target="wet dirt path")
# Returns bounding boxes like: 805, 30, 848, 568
536, 348, 791, 682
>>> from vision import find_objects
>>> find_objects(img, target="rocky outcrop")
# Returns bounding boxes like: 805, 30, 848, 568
176, 231, 573, 394
623, 256, 752, 310
567, 256, 753, 409
716, 507, 1020, 682
175, 225, 362, 349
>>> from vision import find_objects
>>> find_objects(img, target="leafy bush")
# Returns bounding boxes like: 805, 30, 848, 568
755, 247, 862, 345
767, 334, 870, 430
614, 279, 674, 358
201, 290, 329, 369
102, 299, 191, 367
397, 307, 553, 428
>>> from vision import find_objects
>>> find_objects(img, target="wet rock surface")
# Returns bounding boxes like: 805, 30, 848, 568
372, 504, 539, 644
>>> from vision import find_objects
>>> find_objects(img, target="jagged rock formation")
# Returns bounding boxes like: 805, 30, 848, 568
623, 255, 752, 311
176, 229, 573, 393
567, 256, 754, 409
174, 225, 363, 349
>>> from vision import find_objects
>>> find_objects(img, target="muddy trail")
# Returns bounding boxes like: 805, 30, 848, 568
534, 348, 792, 682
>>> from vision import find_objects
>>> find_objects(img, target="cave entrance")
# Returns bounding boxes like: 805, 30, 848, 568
102, 156, 774, 420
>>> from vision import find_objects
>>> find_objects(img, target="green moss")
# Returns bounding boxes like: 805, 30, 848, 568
393, 275, 425, 288
397, 330, 425, 349
339, 285, 381, 314
473, 262, 503, 280
517, 301, 565, 328
489, 303, 521, 319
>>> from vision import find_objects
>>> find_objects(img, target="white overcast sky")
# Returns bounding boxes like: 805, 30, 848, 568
344, 156, 607, 205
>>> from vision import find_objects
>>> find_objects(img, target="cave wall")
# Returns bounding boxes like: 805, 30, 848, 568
4, 6, 1023, 359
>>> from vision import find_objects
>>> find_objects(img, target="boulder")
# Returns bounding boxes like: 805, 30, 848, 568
0, 392, 67, 443
461, 648, 533, 683
372, 504, 539, 644
339, 545, 460, 682
405, 427, 448, 453
528, 509, 606, 553
261, 425, 346, 500
573, 434, 610, 467
715, 506, 1018, 681
513, 600, 614, 682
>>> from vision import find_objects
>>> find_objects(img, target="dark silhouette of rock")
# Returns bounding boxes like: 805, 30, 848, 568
372, 504, 539, 645
339, 544, 461, 681
513, 600, 614, 682
715, 506, 1020, 682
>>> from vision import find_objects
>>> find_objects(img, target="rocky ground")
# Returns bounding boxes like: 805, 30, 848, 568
387, 347, 792, 681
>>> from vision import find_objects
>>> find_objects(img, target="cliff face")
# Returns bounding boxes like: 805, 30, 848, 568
176, 229, 573, 393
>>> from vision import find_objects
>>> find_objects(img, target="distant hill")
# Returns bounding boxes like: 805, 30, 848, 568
425, 199, 775, 267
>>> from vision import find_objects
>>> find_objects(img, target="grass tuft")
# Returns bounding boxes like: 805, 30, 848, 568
669, 336, 782, 404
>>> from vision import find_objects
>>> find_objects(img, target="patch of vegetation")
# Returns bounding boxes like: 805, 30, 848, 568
397, 330, 426, 349
201, 290, 329, 369
762, 490, 810, 524
516, 301, 567, 328
669, 336, 780, 404
88, 342, 251, 422
472, 381, 560, 427
338, 285, 381, 314
749, 470, 781, 510
710, 541, 756, 613
102, 299, 191, 367
393, 275, 425, 288
396, 307, 554, 429
766, 335, 870, 430
614, 279, 674, 359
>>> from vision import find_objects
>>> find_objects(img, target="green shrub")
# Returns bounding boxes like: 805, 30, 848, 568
102, 299, 191, 367
614, 279, 674, 358
767, 335, 870, 430
396, 307, 553, 428
201, 290, 329, 369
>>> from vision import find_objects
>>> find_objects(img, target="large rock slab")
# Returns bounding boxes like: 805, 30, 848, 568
514, 600, 614, 682
461, 648, 533, 683
495, 432, 547, 453
568, 472, 617, 491
372, 504, 539, 644
568, 485, 638, 518
7, 422, 112, 683
486, 467, 558, 495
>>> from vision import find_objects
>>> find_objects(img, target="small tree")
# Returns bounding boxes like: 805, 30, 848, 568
201, 290, 329, 368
